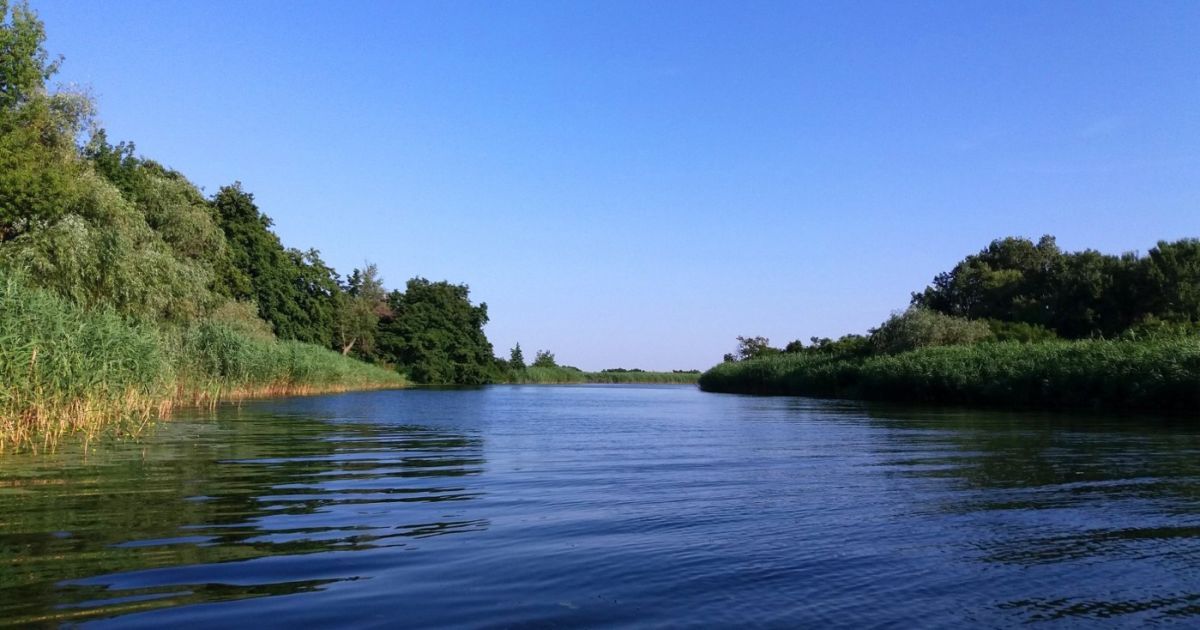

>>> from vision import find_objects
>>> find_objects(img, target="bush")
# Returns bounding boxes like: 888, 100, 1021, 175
988, 319, 1058, 343
870, 307, 993, 354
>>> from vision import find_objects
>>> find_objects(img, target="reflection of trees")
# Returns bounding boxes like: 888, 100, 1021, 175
863, 404, 1200, 622
0, 407, 488, 625
863, 404, 1200, 499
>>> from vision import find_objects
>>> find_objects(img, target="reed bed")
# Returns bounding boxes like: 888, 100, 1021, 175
0, 276, 404, 453
508, 367, 701, 385
699, 339, 1200, 412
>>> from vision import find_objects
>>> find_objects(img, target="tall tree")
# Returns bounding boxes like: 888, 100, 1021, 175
377, 277, 494, 384
0, 0, 81, 243
335, 263, 387, 356
531, 349, 557, 368
1146, 239, 1200, 323
291, 248, 342, 348
509, 342, 525, 370
0, 0, 58, 111
210, 183, 333, 343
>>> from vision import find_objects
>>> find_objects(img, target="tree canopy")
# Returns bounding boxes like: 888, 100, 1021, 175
0, 3, 507, 386
913, 236, 1200, 339
377, 278, 494, 384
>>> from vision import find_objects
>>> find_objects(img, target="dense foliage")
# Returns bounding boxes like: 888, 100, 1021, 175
0, 270, 402, 450
699, 339, 1200, 412
0, 3, 534, 448
0, 2, 505, 390
376, 278, 495, 384
912, 235, 1200, 338
705, 236, 1200, 411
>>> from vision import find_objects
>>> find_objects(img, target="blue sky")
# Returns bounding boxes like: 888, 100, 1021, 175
36, 0, 1198, 370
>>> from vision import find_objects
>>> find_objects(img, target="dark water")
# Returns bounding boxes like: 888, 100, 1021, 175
3, 385, 1200, 628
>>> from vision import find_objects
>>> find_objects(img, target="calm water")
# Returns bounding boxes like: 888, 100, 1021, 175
3, 385, 1200, 628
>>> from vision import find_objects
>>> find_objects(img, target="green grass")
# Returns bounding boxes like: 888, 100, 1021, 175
0, 273, 405, 452
506, 366, 701, 385
699, 340, 1200, 412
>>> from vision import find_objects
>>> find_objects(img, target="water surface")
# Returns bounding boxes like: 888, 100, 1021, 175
3, 385, 1200, 627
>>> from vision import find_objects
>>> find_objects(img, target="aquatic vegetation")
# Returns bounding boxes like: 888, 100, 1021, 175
0, 273, 404, 452
700, 339, 1200, 412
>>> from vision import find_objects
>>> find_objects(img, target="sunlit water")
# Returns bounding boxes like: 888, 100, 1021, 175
3, 385, 1200, 627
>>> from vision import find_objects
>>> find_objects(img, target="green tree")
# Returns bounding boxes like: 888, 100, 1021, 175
335, 263, 386, 356
0, 0, 59, 111
532, 349, 557, 368
870, 306, 993, 354
210, 183, 334, 344
377, 277, 494, 384
290, 248, 341, 348
509, 342, 525, 369
0, 1, 85, 244
733, 335, 779, 361
912, 235, 1156, 339
1145, 239, 1200, 323
913, 235, 1062, 326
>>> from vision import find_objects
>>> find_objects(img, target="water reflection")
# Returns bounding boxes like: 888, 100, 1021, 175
4, 387, 1200, 627
0, 407, 486, 626
862, 404, 1200, 623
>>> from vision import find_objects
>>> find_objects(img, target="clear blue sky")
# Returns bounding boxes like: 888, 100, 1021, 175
36, 0, 1198, 370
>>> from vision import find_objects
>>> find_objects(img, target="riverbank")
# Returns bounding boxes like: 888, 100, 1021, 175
506, 366, 700, 385
698, 339, 1200, 413
0, 276, 405, 452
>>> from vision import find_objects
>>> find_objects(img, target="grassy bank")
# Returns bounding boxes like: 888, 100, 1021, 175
0, 275, 405, 452
507, 366, 700, 385
698, 340, 1200, 413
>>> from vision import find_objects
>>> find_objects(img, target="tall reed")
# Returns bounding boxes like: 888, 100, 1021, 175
0, 274, 404, 452
699, 340, 1200, 412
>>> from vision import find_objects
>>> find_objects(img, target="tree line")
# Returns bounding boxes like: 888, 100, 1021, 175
706, 236, 1200, 411
0, 1, 496, 384
726, 235, 1200, 362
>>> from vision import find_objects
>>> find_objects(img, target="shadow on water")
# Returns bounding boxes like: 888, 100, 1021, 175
0, 402, 487, 626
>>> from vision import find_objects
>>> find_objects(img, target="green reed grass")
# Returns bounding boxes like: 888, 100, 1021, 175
0, 274, 404, 452
698, 340, 1200, 412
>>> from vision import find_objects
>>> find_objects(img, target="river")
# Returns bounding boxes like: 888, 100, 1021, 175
2, 385, 1199, 627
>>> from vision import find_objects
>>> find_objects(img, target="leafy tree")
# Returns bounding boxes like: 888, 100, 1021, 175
913, 235, 1062, 326
806, 334, 871, 359
290, 248, 341, 348
0, 1, 86, 244
377, 277, 494, 384
210, 183, 334, 343
1145, 239, 1200, 323
532, 349, 557, 368
509, 342, 525, 369
734, 335, 779, 361
870, 306, 992, 354
84, 130, 242, 303
0, 0, 58, 111
912, 235, 1165, 339
335, 263, 387, 356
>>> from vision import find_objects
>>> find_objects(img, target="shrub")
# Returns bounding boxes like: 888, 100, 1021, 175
870, 307, 993, 354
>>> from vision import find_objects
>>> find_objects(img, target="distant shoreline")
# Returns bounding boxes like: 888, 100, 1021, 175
698, 339, 1200, 414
